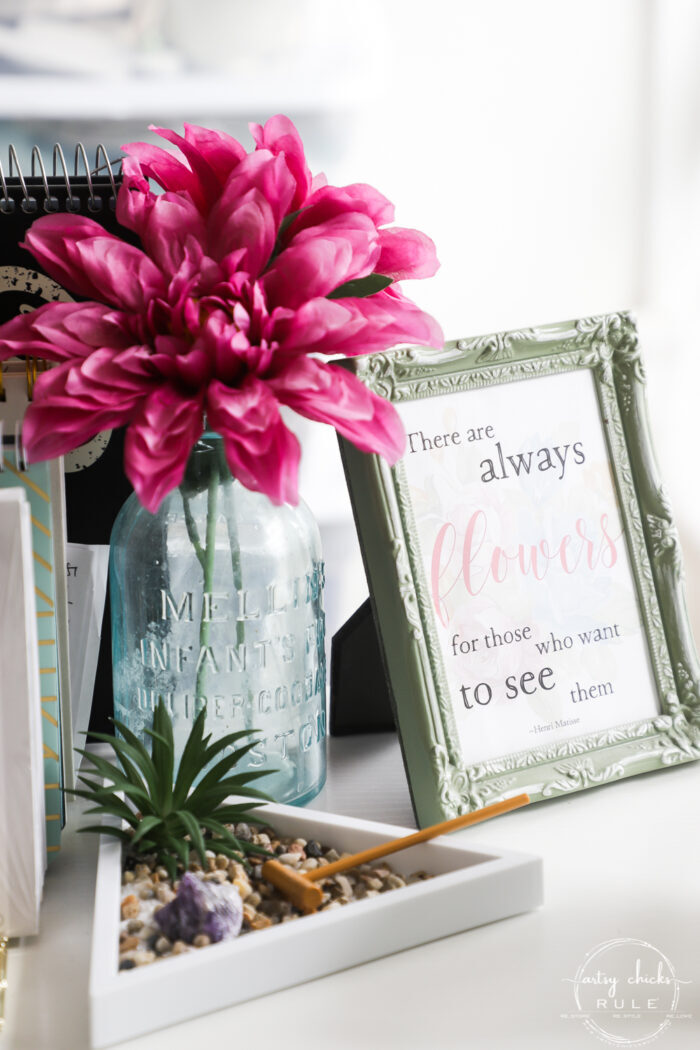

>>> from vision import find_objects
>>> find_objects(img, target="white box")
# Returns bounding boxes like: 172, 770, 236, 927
90, 803, 542, 1047
0, 488, 46, 937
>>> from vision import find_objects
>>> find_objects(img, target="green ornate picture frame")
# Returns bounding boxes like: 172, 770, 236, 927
340, 313, 700, 826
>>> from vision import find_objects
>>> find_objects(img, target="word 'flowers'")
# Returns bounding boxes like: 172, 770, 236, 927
0, 117, 442, 510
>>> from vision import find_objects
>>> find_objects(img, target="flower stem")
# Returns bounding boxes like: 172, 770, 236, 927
181, 490, 206, 571
215, 441, 246, 652
195, 455, 220, 701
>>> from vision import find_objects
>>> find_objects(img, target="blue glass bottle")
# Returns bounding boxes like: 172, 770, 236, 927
109, 432, 326, 805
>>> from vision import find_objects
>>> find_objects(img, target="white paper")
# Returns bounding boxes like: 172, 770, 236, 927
0, 488, 46, 937
397, 368, 660, 766
66, 542, 109, 755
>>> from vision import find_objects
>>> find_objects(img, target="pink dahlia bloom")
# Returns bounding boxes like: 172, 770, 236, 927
0, 116, 442, 511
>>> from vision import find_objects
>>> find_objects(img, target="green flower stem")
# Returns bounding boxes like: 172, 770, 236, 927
195, 456, 220, 701
181, 490, 206, 571
215, 440, 246, 652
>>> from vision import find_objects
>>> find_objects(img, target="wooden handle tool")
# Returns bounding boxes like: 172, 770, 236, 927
262, 792, 530, 914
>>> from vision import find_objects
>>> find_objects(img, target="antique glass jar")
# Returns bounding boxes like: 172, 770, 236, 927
109, 432, 326, 805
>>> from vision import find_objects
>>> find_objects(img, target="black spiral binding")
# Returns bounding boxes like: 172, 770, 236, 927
0, 143, 121, 471
0, 141, 120, 214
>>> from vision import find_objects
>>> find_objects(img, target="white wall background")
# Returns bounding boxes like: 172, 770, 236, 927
0, 0, 698, 638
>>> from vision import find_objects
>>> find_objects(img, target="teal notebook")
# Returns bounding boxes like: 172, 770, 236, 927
0, 359, 71, 859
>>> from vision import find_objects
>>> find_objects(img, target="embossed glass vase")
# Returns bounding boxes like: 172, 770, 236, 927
109, 432, 326, 806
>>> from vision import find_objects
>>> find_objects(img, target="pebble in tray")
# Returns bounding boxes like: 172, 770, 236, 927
118, 823, 433, 970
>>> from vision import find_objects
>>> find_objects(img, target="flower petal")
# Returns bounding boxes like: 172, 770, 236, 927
123, 386, 204, 513
137, 192, 207, 276
206, 376, 300, 505
270, 285, 443, 357
210, 188, 277, 277
149, 124, 222, 206
250, 115, 313, 210
376, 227, 439, 281
263, 213, 379, 308
24, 214, 166, 312
0, 301, 132, 363
116, 155, 154, 236
183, 123, 246, 182
289, 184, 394, 238
120, 139, 203, 201
21, 346, 156, 462
269, 357, 405, 463
208, 150, 296, 251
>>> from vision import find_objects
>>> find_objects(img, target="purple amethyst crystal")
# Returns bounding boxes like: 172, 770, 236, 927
155, 872, 243, 944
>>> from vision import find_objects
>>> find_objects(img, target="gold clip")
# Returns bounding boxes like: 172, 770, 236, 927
25, 357, 48, 401
25, 357, 37, 400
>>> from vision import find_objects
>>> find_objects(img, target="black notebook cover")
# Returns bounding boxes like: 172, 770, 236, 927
0, 169, 136, 734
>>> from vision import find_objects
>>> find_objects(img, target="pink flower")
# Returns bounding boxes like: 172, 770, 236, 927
0, 116, 442, 512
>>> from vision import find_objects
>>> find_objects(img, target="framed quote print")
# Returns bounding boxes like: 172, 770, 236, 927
339, 313, 700, 826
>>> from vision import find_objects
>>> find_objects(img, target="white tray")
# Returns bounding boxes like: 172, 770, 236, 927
90, 803, 543, 1047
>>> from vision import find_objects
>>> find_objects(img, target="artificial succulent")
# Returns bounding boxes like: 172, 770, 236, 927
69, 700, 272, 879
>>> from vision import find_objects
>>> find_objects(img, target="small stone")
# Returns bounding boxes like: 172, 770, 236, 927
234, 823, 252, 842
119, 935, 140, 953
121, 895, 140, 920
122, 870, 135, 884
204, 870, 228, 884
134, 863, 150, 879
242, 903, 257, 924
324, 849, 340, 862
255, 833, 271, 850
132, 950, 156, 966
258, 899, 289, 918
288, 842, 306, 857
155, 936, 172, 955
245, 891, 261, 907
360, 875, 383, 891
233, 875, 252, 899
155, 884, 175, 904
249, 913, 272, 930
155, 866, 170, 880
215, 854, 229, 870
126, 918, 144, 934
277, 853, 300, 866
383, 874, 406, 890
171, 940, 189, 955
300, 858, 319, 871
138, 885, 155, 900
334, 875, 354, 899
193, 934, 211, 948
305, 840, 323, 858
119, 958, 136, 970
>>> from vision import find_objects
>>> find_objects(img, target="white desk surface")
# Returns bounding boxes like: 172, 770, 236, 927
6, 734, 700, 1050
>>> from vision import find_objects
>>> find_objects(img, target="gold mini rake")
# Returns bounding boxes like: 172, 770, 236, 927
262, 793, 530, 913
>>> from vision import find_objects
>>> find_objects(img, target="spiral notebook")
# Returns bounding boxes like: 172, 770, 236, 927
0, 143, 129, 860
